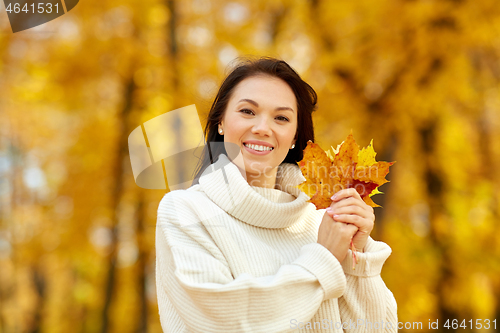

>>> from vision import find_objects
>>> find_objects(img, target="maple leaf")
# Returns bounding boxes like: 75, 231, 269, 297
297, 132, 395, 209
296, 132, 396, 269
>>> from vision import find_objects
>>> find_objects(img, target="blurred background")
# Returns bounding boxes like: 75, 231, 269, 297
1, 0, 500, 332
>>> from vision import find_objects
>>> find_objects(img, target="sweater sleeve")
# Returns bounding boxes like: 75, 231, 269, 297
338, 237, 398, 332
155, 194, 347, 333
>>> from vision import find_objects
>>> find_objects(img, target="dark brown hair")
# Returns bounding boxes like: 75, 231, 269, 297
191, 56, 317, 185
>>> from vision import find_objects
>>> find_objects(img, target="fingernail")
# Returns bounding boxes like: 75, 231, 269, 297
325, 207, 332, 212
333, 214, 340, 218
331, 194, 338, 200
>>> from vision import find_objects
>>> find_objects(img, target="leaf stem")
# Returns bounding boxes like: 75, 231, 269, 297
350, 239, 358, 270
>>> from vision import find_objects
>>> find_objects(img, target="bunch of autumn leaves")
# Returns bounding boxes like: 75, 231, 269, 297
296, 133, 395, 269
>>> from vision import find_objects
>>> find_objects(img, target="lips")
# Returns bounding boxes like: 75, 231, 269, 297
243, 140, 274, 147
243, 142, 274, 152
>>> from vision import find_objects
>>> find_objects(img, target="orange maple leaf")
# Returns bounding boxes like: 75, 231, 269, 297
297, 132, 395, 209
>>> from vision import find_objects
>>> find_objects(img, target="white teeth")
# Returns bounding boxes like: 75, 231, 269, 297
244, 143, 273, 151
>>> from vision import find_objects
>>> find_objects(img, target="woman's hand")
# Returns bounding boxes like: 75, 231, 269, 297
317, 212, 358, 263
325, 188, 375, 253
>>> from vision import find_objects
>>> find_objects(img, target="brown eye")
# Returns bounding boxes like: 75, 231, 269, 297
276, 116, 290, 122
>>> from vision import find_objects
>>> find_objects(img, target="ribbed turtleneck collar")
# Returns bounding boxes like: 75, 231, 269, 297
198, 154, 311, 229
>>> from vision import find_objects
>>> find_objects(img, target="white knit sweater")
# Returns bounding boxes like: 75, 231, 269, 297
156, 154, 397, 332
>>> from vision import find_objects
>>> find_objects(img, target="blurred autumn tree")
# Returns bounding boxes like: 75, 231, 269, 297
0, 0, 499, 332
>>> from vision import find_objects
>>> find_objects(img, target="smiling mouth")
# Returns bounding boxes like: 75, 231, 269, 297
243, 143, 274, 152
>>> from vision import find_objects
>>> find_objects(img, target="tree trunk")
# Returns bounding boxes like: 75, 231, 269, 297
134, 189, 148, 333
100, 75, 137, 333
29, 265, 46, 333
420, 119, 459, 331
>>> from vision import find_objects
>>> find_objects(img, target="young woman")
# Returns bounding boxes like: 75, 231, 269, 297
156, 57, 397, 332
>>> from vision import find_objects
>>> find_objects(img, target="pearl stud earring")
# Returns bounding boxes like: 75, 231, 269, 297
219, 128, 223, 134
291, 144, 295, 149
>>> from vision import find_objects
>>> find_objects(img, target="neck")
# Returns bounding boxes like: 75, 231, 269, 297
245, 167, 278, 189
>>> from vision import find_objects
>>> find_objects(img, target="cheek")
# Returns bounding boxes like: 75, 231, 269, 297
279, 127, 296, 145
226, 122, 246, 141
223, 116, 242, 137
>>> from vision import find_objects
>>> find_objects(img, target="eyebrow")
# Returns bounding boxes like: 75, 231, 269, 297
237, 99, 295, 113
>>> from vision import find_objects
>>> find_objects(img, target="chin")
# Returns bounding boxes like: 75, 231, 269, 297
245, 160, 277, 176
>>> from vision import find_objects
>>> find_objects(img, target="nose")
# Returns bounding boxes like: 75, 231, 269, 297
251, 115, 272, 136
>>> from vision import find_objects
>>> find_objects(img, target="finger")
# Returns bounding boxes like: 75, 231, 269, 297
329, 197, 368, 213
328, 205, 371, 219
332, 213, 366, 227
328, 197, 355, 210
331, 187, 362, 202
333, 219, 358, 232
343, 222, 359, 232
333, 212, 374, 234
341, 222, 359, 236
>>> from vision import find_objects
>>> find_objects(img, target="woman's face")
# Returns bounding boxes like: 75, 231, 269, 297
219, 75, 298, 184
